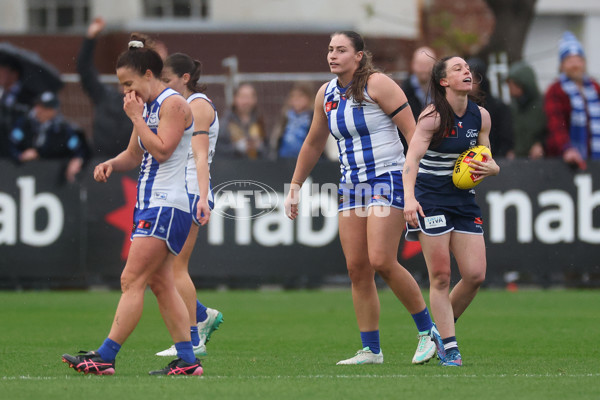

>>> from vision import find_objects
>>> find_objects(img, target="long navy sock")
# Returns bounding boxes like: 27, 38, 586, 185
97, 338, 121, 362
442, 336, 459, 353
412, 307, 434, 333
360, 330, 380, 354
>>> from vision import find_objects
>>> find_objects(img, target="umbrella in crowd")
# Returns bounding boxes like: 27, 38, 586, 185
0, 41, 63, 94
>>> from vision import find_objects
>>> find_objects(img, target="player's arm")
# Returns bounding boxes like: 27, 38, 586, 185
367, 72, 416, 144
285, 82, 330, 220
190, 98, 214, 226
93, 128, 143, 182
402, 106, 436, 227
471, 107, 500, 179
125, 92, 188, 163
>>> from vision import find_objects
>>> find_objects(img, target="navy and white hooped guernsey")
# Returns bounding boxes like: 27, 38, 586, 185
324, 78, 405, 184
137, 88, 193, 212
415, 99, 482, 206
185, 92, 219, 196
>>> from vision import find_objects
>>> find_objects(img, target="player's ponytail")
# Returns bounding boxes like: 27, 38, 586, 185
423, 56, 454, 148
116, 32, 163, 77
164, 53, 207, 94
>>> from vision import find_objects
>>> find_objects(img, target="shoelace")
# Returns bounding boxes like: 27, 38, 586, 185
416, 334, 430, 351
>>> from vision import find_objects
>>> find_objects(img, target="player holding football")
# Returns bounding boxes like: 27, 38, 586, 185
403, 56, 500, 366
154, 52, 223, 358
285, 31, 438, 365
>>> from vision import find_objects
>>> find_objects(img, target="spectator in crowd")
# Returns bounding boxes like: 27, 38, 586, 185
401, 46, 436, 122
468, 58, 514, 158
544, 31, 600, 170
506, 61, 546, 159
218, 83, 267, 159
0, 56, 36, 157
77, 17, 133, 158
8, 91, 89, 183
269, 82, 314, 159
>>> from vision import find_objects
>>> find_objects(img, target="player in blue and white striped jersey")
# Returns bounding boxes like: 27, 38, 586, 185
154, 53, 224, 359
403, 56, 500, 366
62, 35, 202, 376
285, 31, 437, 366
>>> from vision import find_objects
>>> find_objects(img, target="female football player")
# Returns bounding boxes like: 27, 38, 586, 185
153, 52, 223, 358
62, 34, 202, 376
285, 31, 438, 365
403, 56, 500, 366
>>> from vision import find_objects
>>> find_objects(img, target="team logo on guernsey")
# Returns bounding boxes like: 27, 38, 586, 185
445, 126, 458, 138
325, 101, 339, 112
458, 121, 463, 128
148, 112, 158, 128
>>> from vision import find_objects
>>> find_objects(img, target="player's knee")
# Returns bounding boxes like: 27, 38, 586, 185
465, 269, 486, 288
429, 268, 451, 289
346, 261, 374, 283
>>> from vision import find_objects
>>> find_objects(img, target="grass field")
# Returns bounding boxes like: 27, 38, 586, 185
1, 289, 598, 400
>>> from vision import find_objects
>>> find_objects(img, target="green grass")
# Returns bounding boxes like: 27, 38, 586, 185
0, 289, 598, 399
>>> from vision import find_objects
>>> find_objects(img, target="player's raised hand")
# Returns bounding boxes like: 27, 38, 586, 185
123, 91, 144, 121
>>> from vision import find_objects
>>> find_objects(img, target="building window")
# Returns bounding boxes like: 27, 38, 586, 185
143, 0, 209, 18
28, 0, 90, 33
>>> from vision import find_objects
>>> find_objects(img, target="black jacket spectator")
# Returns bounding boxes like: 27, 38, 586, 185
77, 37, 132, 157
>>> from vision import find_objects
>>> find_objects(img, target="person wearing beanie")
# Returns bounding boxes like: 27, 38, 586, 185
544, 31, 600, 169
507, 61, 546, 159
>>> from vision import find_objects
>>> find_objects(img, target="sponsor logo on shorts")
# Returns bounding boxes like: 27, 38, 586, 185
137, 220, 152, 229
158, 225, 166, 233
424, 215, 447, 229
474, 217, 483, 224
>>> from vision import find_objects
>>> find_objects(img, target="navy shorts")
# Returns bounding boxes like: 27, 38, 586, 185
188, 185, 215, 226
131, 206, 192, 255
405, 203, 483, 242
338, 171, 404, 211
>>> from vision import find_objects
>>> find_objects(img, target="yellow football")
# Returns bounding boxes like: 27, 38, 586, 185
452, 145, 492, 189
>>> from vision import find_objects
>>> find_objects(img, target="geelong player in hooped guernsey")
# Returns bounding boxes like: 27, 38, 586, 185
403, 56, 500, 367
285, 31, 439, 366
412, 99, 482, 209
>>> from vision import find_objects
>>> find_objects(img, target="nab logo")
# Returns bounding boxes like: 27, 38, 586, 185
325, 101, 339, 112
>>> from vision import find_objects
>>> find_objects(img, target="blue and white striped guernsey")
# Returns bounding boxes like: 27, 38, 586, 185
324, 78, 405, 184
136, 88, 193, 212
416, 100, 482, 206
184, 92, 219, 196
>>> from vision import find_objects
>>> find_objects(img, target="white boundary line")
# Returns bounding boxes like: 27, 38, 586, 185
3, 373, 600, 380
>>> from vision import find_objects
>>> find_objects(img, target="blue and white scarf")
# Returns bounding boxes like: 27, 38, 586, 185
560, 73, 600, 159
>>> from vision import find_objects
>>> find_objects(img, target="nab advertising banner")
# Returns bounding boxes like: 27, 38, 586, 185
1, 158, 599, 288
